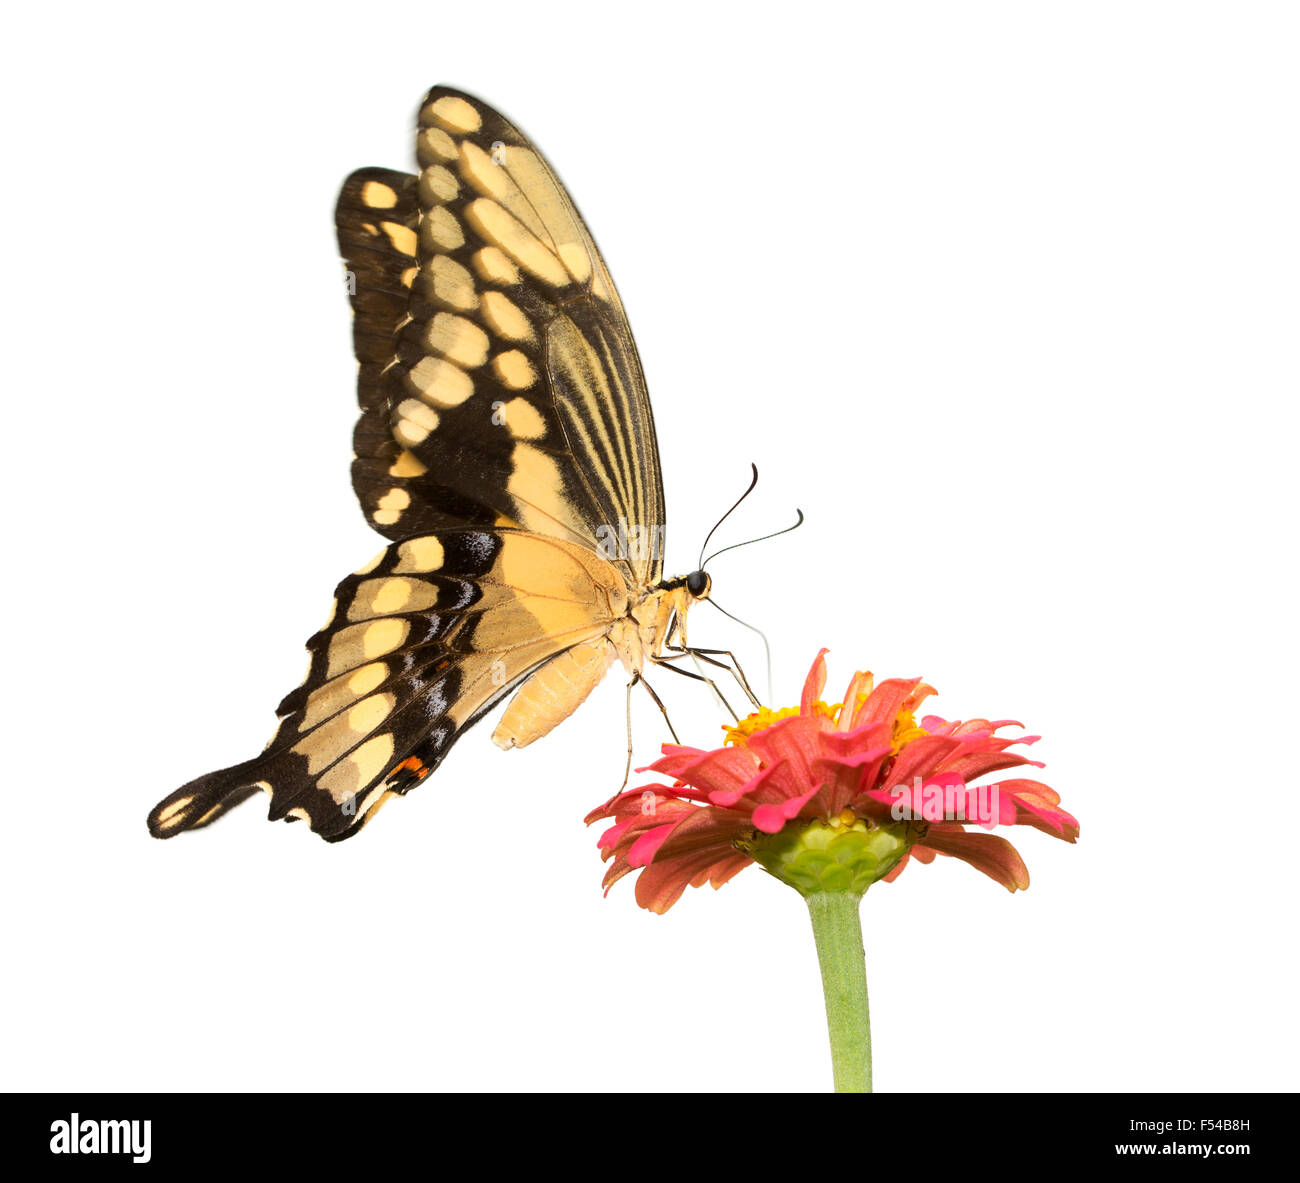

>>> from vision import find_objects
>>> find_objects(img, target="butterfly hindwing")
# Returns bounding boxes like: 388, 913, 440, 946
149, 528, 629, 842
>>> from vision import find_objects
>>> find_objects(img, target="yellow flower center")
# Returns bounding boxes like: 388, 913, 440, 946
723, 706, 799, 744
721, 675, 929, 753
723, 700, 840, 744
891, 708, 928, 754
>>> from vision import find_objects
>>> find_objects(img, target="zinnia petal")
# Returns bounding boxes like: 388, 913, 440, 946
800, 649, 830, 715
752, 783, 821, 834
918, 826, 1031, 891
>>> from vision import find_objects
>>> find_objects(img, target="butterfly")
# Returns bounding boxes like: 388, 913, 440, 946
148, 85, 752, 843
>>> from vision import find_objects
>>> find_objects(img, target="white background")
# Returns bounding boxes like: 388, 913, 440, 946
3, 1, 1296, 1093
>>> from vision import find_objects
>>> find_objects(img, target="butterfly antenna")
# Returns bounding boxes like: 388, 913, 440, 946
702, 509, 804, 569
697, 464, 759, 571
707, 598, 775, 703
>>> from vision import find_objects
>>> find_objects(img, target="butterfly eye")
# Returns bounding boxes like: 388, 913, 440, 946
686, 570, 711, 599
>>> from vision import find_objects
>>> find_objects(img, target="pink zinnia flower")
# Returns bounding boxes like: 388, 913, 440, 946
588, 650, 1078, 913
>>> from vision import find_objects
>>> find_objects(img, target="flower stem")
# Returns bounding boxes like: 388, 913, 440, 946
805, 891, 871, 1092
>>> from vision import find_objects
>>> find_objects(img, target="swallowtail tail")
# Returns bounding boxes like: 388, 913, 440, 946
148, 85, 730, 842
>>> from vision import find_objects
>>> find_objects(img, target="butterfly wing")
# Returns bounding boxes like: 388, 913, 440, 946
337, 86, 666, 586
338, 167, 512, 537
149, 529, 628, 842
150, 87, 668, 842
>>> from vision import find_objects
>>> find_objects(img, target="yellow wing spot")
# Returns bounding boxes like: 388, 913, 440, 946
501, 397, 546, 441
420, 164, 460, 205
423, 94, 481, 135
294, 696, 391, 774
558, 242, 592, 284
465, 199, 569, 287
319, 733, 396, 806
507, 444, 575, 537
405, 356, 473, 408
370, 578, 413, 614
354, 548, 387, 575
286, 806, 311, 823
327, 619, 410, 677
347, 692, 396, 734
493, 350, 538, 391
458, 140, 513, 202
372, 487, 411, 527
426, 313, 490, 368
360, 180, 398, 209
388, 450, 428, 478
381, 222, 418, 256
349, 576, 439, 619
400, 266, 417, 288
363, 619, 408, 658
350, 663, 388, 694
417, 126, 458, 166
155, 796, 192, 825
299, 662, 389, 731
394, 399, 440, 447
425, 255, 478, 313
421, 207, 464, 252
394, 536, 444, 573
472, 246, 520, 286
480, 291, 534, 342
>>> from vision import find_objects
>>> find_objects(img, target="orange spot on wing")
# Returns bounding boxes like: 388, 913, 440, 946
392, 755, 431, 782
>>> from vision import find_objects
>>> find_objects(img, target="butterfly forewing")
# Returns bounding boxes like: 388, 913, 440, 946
343, 86, 665, 584
338, 168, 508, 538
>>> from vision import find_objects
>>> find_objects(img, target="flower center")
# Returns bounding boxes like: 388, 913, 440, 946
891, 708, 928, 753
723, 705, 798, 744
723, 700, 840, 745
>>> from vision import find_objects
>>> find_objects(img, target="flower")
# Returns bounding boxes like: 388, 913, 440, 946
587, 650, 1078, 913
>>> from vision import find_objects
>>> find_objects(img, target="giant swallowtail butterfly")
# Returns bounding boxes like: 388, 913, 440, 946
148, 85, 741, 843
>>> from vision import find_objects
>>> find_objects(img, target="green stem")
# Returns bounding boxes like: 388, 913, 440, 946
805, 891, 872, 1092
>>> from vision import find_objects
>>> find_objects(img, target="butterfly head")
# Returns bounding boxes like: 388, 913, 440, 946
657, 569, 712, 602
685, 569, 712, 601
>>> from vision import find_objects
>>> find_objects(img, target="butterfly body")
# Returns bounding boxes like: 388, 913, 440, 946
491, 573, 702, 748
148, 86, 715, 843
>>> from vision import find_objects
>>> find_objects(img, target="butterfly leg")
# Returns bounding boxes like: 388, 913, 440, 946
620, 678, 635, 793
636, 672, 682, 744
650, 656, 741, 721
661, 612, 761, 709
687, 646, 763, 709
662, 643, 762, 710
619, 671, 683, 793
